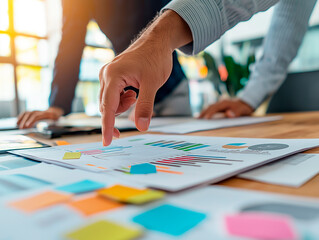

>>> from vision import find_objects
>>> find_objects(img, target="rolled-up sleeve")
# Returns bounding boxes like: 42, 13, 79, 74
163, 0, 279, 55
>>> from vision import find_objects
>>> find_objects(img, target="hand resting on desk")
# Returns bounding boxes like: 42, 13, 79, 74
199, 98, 254, 119
17, 106, 64, 129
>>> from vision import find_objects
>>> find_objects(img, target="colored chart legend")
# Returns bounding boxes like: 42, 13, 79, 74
145, 140, 209, 151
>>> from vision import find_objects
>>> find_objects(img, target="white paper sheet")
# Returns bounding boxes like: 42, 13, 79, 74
11, 134, 319, 191
0, 154, 137, 199
149, 116, 282, 134
57, 116, 192, 129
239, 153, 319, 187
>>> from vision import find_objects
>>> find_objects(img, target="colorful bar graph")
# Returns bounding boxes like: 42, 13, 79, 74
145, 140, 210, 151
151, 155, 243, 168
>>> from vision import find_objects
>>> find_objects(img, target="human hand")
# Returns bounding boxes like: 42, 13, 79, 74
17, 107, 64, 129
99, 10, 192, 146
99, 42, 173, 145
199, 98, 254, 119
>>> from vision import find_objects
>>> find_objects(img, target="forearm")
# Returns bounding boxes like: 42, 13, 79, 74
163, 0, 279, 55
129, 10, 192, 55
238, 0, 316, 109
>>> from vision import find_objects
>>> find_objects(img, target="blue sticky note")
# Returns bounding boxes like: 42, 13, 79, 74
56, 180, 105, 194
130, 163, 157, 174
132, 204, 206, 236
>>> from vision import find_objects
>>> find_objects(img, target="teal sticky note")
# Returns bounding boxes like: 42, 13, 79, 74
132, 204, 206, 236
130, 163, 157, 174
56, 180, 105, 194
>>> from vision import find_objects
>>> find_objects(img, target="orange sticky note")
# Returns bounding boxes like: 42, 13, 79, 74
68, 195, 123, 216
98, 185, 148, 202
9, 191, 71, 213
55, 140, 70, 146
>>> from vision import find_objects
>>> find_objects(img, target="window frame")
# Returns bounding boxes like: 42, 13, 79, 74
0, 0, 48, 116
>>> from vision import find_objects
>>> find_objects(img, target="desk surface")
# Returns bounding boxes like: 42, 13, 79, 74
29, 111, 319, 198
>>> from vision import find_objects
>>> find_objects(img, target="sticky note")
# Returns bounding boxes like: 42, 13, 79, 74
66, 220, 142, 240
81, 150, 103, 155
56, 180, 105, 194
225, 213, 298, 240
126, 190, 165, 204
68, 195, 123, 216
132, 204, 206, 236
130, 163, 157, 174
98, 185, 147, 202
63, 152, 81, 160
9, 191, 71, 213
55, 140, 70, 146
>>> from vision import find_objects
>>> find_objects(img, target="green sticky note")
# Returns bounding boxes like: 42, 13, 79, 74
127, 190, 165, 204
66, 220, 142, 240
63, 152, 81, 160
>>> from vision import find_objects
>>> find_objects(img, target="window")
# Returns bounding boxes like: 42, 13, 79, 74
0, 0, 50, 117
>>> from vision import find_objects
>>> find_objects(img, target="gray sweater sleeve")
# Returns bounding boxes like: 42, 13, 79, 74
237, 0, 316, 109
163, 0, 279, 55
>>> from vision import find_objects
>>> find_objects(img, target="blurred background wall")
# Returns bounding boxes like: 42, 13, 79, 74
1, 0, 319, 118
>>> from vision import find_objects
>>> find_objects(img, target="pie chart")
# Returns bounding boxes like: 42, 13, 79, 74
248, 143, 289, 151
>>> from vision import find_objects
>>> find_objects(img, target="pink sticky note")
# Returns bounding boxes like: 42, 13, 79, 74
81, 150, 103, 155
225, 212, 298, 240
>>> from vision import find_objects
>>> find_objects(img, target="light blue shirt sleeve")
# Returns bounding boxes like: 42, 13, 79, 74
163, 0, 279, 55
237, 0, 317, 109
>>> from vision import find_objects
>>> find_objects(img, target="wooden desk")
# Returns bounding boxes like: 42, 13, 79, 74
30, 111, 319, 198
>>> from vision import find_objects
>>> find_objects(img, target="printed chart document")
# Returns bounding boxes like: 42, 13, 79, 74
239, 153, 319, 187
11, 134, 319, 191
149, 116, 282, 134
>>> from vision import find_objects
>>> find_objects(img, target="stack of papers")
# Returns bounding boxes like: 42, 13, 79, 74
239, 153, 319, 187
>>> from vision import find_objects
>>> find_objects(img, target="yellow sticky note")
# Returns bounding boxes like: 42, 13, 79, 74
126, 190, 165, 204
9, 191, 71, 213
98, 185, 147, 202
63, 152, 81, 160
66, 220, 142, 240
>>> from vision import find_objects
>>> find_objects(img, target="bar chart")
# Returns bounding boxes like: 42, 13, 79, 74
150, 155, 243, 168
114, 154, 244, 176
145, 140, 210, 151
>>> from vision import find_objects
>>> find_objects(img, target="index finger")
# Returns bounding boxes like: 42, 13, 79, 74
100, 78, 124, 146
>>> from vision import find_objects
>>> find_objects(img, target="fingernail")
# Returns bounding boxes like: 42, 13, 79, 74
228, 111, 236, 118
137, 117, 149, 131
